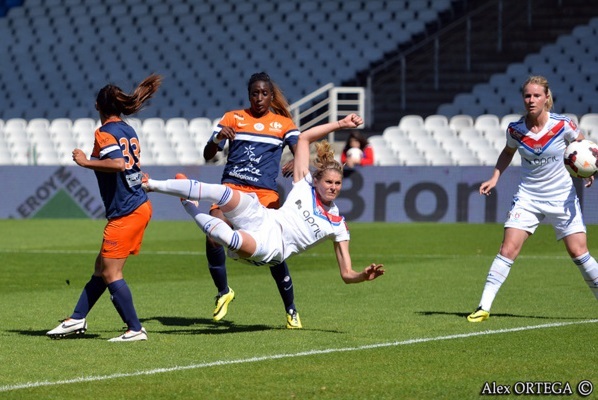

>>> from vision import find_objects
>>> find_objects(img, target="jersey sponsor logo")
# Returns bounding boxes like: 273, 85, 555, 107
269, 121, 283, 132
295, 199, 324, 238
533, 143, 543, 154
523, 155, 558, 166
126, 171, 143, 188
237, 122, 249, 127
302, 209, 323, 237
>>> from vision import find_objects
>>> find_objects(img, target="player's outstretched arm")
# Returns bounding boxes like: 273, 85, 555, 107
72, 148, 125, 173
480, 146, 517, 195
333, 241, 384, 284
293, 114, 363, 183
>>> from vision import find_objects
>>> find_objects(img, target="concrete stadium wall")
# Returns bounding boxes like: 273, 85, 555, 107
1, 166, 595, 224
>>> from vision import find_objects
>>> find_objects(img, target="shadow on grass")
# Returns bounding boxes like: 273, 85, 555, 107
416, 311, 586, 320
8, 329, 100, 339
140, 316, 342, 334
5, 316, 340, 338
141, 315, 273, 334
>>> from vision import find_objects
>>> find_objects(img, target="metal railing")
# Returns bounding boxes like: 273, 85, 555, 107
290, 84, 365, 142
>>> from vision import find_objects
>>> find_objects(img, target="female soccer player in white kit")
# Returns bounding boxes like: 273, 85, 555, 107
144, 113, 384, 286
467, 75, 598, 322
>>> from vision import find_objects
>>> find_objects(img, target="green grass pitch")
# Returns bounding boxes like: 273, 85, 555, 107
0, 219, 597, 399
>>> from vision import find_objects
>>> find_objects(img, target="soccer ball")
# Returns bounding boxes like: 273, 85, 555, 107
346, 147, 363, 163
564, 139, 598, 178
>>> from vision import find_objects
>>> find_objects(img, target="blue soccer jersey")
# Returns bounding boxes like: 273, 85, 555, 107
212, 109, 299, 191
91, 117, 148, 219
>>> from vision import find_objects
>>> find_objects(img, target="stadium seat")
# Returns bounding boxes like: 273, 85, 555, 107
423, 147, 453, 166
484, 127, 506, 144
424, 114, 449, 131
152, 146, 180, 166
449, 146, 481, 166
54, 135, 78, 157
34, 147, 61, 165
1, 0, 435, 127
436, 103, 461, 119
438, 136, 467, 154
474, 114, 500, 133
176, 146, 203, 166
0, 144, 12, 165
141, 118, 166, 139
26, 118, 50, 140
392, 140, 421, 159
412, 135, 442, 154
371, 149, 400, 166
165, 117, 189, 138
188, 117, 214, 145
489, 73, 516, 90
429, 126, 458, 142
475, 147, 501, 166
580, 113, 598, 137
398, 114, 425, 132
500, 114, 522, 131
49, 118, 74, 140
72, 118, 97, 142
449, 115, 474, 133
404, 127, 433, 140
4, 118, 28, 139
381, 126, 407, 142
506, 62, 531, 77
124, 117, 142, 134
367, 135, 387, 148
466, 136, 494, 152
563, 113, 579, 125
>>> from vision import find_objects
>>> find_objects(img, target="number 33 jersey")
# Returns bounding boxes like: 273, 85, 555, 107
91, 117, 148, 219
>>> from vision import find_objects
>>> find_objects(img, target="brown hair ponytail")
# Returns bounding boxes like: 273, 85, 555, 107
96, 74, 162, 117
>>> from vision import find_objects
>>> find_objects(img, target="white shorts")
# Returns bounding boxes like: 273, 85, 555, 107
504, 195, 586, 240
226, 193, 284, 266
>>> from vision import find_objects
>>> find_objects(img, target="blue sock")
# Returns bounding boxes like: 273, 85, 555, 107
270, 261, 296, 313
207, 241, 229, 295
108, 279, 142, 332
72, 275, 107, 319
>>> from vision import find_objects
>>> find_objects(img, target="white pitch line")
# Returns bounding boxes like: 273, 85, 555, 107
1, 319, 596, 393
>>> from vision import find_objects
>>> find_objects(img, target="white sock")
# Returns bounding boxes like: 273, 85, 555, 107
479, 254, 513, 312
149, 178, 199, 199
149, 179, 232, 206
192, 213, 243, 252
573, 252, 598, 300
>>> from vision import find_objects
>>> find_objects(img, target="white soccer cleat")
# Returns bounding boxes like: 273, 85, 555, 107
181, 198, 199, 207
47, 318, 87, 339
108, 327, 148, 342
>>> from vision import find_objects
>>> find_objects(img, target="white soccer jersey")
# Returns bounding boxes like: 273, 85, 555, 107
275, 174, 350, 260
228, 173, 350, 266
506, 112, 581, 201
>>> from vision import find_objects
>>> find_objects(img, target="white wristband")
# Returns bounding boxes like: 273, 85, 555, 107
212, 135, 223, 144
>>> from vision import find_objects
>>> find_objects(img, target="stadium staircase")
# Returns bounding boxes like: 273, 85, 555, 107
362, 0, 598, 131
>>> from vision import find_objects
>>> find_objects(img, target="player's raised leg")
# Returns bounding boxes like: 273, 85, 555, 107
143, 175, 236, 208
